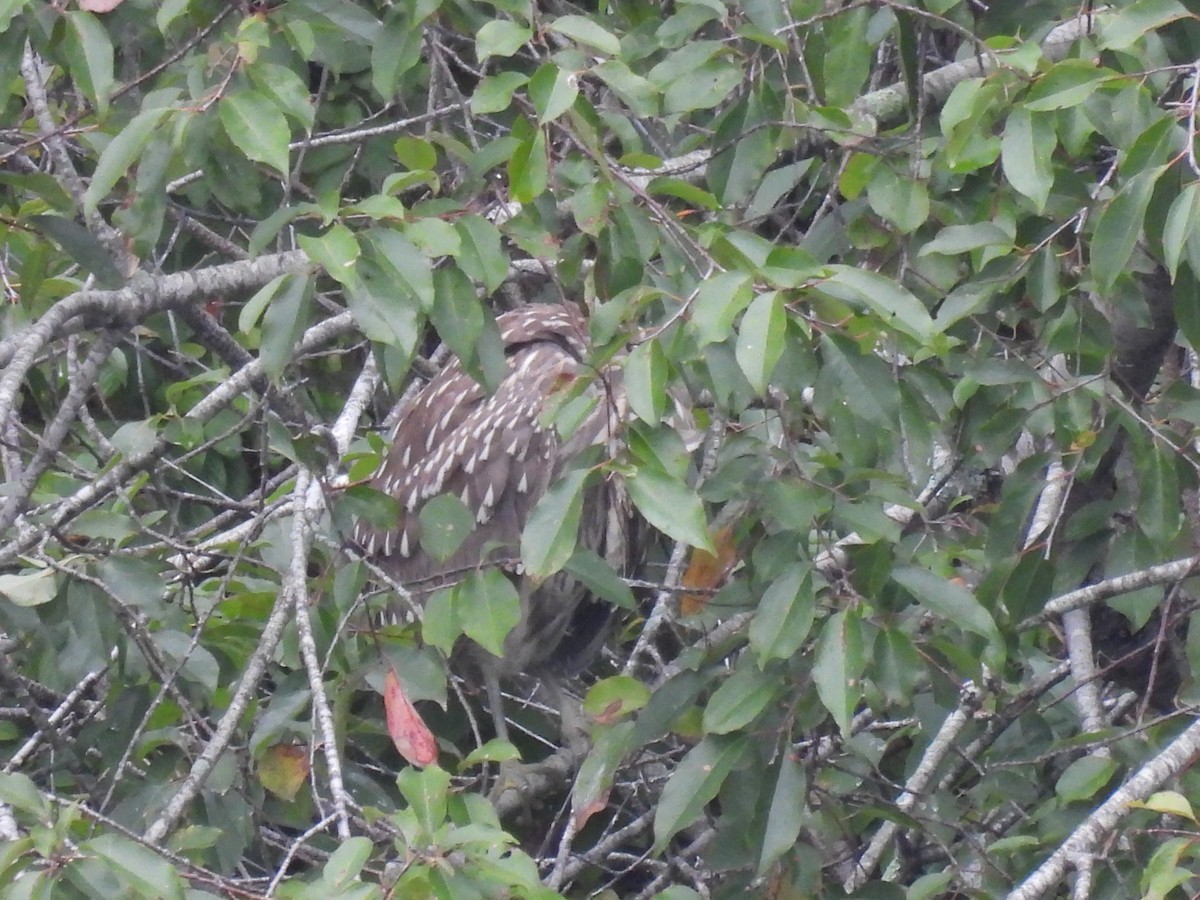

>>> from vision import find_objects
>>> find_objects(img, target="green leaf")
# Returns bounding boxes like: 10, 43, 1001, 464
64, 11, 114, 115
0, 569, 57, 607
457, 570, 521, 658
813, 609, 864, 735
238, 273, 285, 333
471, 72, 528, 115
891, 566, 1001, 645
919, 222, 1013, 257
297, 224, 360, 288
219, 89, 291, 176
368, 229, 436, 311
1098, 0, 1190, 51
626, 467, 714, 553
258, 273, 313, 380
1023, 59, 1110, 111
547, 15, 621, 55
1001, 108, 1056, 212
823, 266, 935, 342
653, 735, 748, 850
866, 167, 929, 234
528, 63, 579, 124
565, 549, 637, 610
418, 494, 476, 563
1162, 182, 1200, 282
664, 59, 741, 114
397, 764, 450, 835
759, 752, 806, 874
83, 106, 173, 216
454, 215, 508, 293
1055, 755, 1117, 802
592, 60, 660, 116
422, 587, 461, 655
83, 834, 184, 900
323, 835, 374, 888
521, 468, 588, 579
28, 215, 125, 288
476, 20, 532, 62
702, 662, 777, 734
735, 291, 785, 393
583, 676, 651, 720
508, 124, 548, 203
1091, 166, 1166, 293
96, 555, 164, 609
372, 10, 425, 99
749, 563, 816, 662
624, 339, 669, 423
1133, 790, 1196, 821
691, 272, 754, 346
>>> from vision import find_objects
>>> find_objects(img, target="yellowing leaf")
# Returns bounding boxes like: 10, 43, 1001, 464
257, 744, 310, 801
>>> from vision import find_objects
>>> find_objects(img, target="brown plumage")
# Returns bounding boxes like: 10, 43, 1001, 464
353, 303, 622, 737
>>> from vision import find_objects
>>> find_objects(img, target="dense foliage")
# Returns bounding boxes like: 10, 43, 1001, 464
4, 0, 1200, 896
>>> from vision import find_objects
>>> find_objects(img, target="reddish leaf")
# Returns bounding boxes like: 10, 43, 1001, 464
79, 0, 125, 10
385, 667, 437, 767
258, 744, 310, 801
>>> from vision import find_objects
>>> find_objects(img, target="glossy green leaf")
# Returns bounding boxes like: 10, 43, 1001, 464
297, 224, 360, 288
565, 549, 637, 610
653, 735, 748, 850
1023, 59, 1110, 111
812, 609, 864, 735
323, 836, 374, 888
547, 15, 621, 55
1098, 0, 1190, 50
626, 467, 714, 553
471, 72, 528, 115
691, 272, 754, 346
891, 566, 1001, 646
1092, 166, 1166, 293
258, 273, 313, 380
1001, 108, 1055, 212
624, 339, 669, 423
454, 216, 508, 293
866, 167, 929, 234
219, 89, 291, 176
749, 563, 815, 662
823, 266, 935, 342
368, 229, 436, 311
521, 468, 587, 579
476, 20, 531, 61
508, 124, 549, 202
64, 11, 114, 114
27, 215, 125, 288
528, 63, 578, 124
759, 752, 806, 874
418, 494, 475, 563
735, 291, 785, 393
83, 106, 173, 215
1055, 755, 1117, 802
83, 834, 184, 899
702, 662, 777, 734
399, 764, 450, 837
1134, 790, 1196, 821
0, 569, 57, 607
457, 569, 521, 658
1162, 182, 1200, 281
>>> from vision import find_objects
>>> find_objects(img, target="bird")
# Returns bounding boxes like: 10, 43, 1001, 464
352, 302, 624, 745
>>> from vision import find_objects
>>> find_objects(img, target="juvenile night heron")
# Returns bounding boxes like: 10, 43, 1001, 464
353, 303, 623, 742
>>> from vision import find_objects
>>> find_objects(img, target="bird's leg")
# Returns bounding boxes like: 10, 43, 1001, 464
540, 676, 589, 755
482, 662, 511, 745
